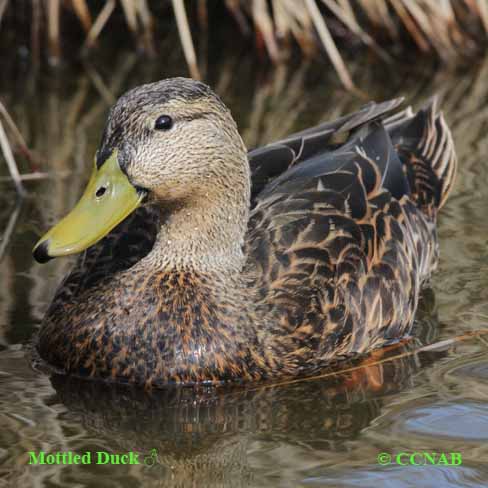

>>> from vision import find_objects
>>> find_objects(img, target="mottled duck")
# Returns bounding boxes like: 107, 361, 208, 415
33, 78, 457, 387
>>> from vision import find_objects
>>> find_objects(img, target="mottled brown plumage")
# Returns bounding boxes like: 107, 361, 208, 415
36, 78, 457, 387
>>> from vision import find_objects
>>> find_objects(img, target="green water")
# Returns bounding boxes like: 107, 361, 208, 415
1, 46, 488, 487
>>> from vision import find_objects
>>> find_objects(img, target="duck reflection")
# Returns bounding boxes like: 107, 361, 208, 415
44, 290, 444, 486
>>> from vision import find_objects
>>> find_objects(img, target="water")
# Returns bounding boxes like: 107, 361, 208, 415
1, 46, 488, 487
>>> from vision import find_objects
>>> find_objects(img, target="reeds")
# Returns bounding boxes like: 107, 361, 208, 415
0, 1, 487, 87
0, 120, 24, 195
0, 103, 28, 196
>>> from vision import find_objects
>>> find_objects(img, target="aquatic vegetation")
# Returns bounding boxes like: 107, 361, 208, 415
0, 1, 487, 87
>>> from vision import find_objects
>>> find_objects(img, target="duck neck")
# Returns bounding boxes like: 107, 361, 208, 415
143, 160, 251, 275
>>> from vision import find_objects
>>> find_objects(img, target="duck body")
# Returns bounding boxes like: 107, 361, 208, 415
35, 79, 457, 386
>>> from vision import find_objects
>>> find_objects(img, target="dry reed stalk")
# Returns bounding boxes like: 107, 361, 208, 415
65, 77, 90, 130
136, 0, 155, 55
119, 0, 138, 36
0, 119, 25, 196
252, 0, 281, 62
1, 1, 488, 90
473, 0, 488, 34
321, 0, 391, 62
242, 64, 309, 147
84, 63, 116, 105
272, 0, 307, 54
118, 0, 154, 53
404, 0, 456, 59
172, 0, 201, 79
83, 0, 116, 50
0, 201, 21, 261
71, 0, 92, 33
305, 0, 355, 90
47, 0, 61, 64
388, 0, 430, 52
0, 172, 49, 182
225, 0, 251, 34
270, 0, 290, 42
358, 0, 398, 38
0, 101, 39, 165
279, 0, 317, 55
46, 76, 91, 173
78, 53, 137, 129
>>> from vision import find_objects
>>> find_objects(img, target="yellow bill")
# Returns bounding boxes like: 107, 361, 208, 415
33, 150, 145, 263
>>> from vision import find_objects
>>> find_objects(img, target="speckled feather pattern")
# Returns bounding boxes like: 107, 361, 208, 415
37, 80, 457, 387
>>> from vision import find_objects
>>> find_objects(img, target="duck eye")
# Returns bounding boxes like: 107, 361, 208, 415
154, 115, 173, 131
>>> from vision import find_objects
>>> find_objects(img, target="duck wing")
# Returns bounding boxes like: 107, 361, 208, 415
248, 98, 404, 202
246, 99, 456, 359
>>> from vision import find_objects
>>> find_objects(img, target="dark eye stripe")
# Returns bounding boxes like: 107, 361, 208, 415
178, 111, 213, 122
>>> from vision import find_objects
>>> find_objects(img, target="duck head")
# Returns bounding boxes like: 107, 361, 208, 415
33, 78, 249, 264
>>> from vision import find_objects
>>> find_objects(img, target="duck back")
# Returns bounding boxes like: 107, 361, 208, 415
245, 98, 456, 360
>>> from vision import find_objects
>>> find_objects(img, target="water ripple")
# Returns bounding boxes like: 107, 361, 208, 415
304, 464, 488, 488
399, 402, 488, 441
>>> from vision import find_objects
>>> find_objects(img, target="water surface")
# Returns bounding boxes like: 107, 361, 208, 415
1, 47, 488, 487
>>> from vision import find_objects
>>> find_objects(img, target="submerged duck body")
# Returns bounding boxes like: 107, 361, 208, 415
34, 78, 457, 386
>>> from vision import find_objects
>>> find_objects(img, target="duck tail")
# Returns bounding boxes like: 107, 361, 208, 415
386, 97, 457, 213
